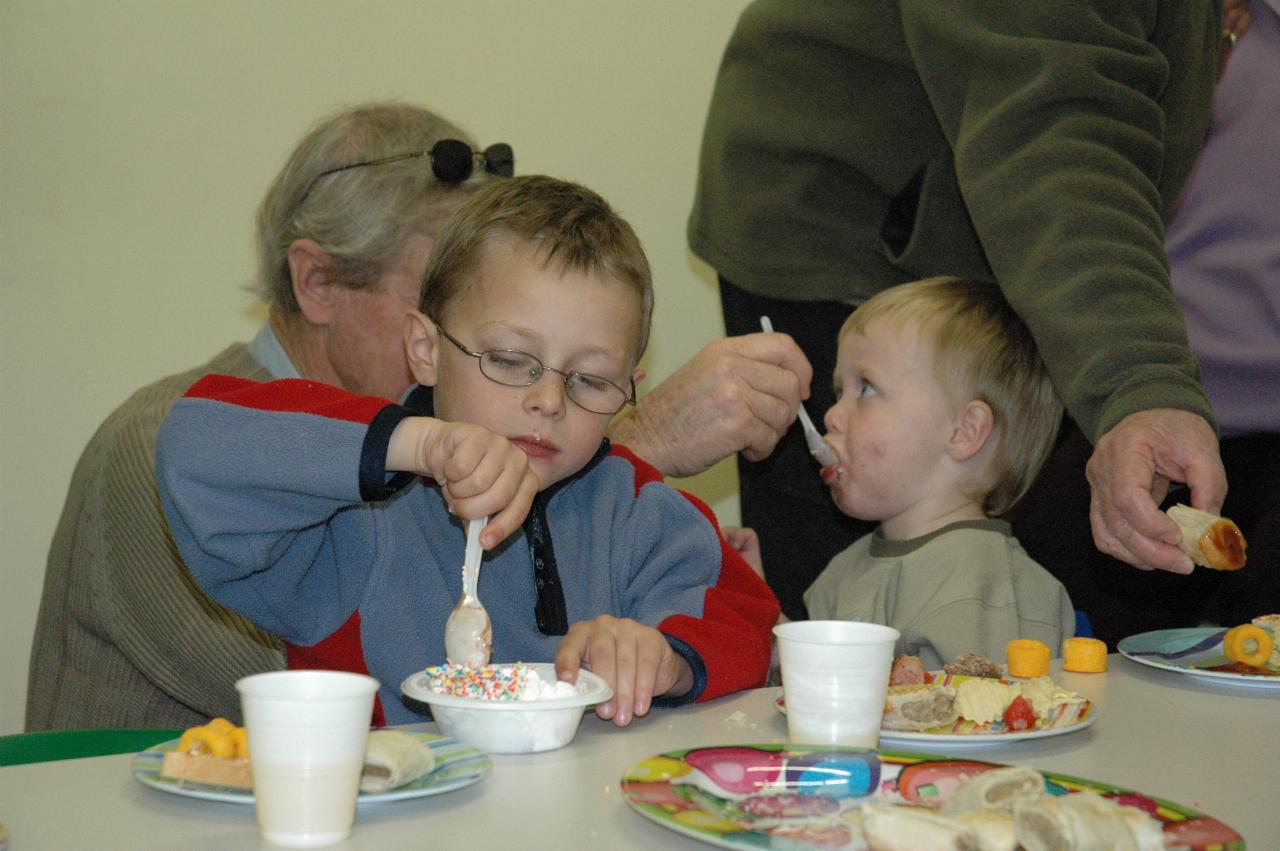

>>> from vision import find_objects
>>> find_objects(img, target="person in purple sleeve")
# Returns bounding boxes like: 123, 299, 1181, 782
1166, 0, 1280, 626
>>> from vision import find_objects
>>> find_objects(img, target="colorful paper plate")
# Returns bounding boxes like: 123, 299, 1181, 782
132, 732, 489, 804
621, 744, 1243, 850
774, 672, 1097, 746
1119, 628, 1280, 688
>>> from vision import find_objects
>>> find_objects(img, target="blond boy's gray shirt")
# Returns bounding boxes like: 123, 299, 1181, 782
804, 519, 1074, 671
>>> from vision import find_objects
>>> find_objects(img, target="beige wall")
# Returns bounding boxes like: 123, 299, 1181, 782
0, 0, 749, 734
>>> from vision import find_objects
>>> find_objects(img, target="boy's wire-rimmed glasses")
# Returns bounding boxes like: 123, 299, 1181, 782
435, 325, 636, 416
299, 139, 514, 204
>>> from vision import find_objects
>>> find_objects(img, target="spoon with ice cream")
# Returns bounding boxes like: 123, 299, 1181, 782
444, 516, 492, 668
759, 316, 839, 471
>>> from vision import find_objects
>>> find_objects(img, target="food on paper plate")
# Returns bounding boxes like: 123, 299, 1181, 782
160, 717, 252, 789
359, 729, 436, 793
954, 677, 1015, 725
1166, 503, 1247, 570
944, 652, 1002, 679
1014, 789, 1165, 851
160, 720, 436, 793
861, 804, 978, 850
1222, 623, 1274, 669
1002, 695, 1037, 731
1251, 614, 1280, 667
872, 654, 1088, 734
889, 653, 927, 686
1016, 676, 1085, 721
859, 774, 1163, 851
951, 808, 1016, 851
882, 684, 959, 731
1062, 637, 1108, 673
941, 765, 1044, 815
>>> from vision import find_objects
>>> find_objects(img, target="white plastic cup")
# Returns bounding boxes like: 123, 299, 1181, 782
774, 620, 899, 749
237, 670, 379, 848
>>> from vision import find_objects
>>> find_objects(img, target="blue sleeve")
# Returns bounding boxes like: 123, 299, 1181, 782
607, 466, 777, 703
156, 378, 410, 644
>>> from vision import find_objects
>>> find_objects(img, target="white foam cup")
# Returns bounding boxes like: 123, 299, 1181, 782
237, 670, 379, 847
774, 620, 899, 749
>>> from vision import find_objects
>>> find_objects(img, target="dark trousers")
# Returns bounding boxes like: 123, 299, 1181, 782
720, 277, 1280, 644
719, 278, 871, 621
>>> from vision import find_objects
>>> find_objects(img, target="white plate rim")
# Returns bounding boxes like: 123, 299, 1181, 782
772, 685, 1097, 746
1118, 627, 1280, 690
131, 731, 490, 805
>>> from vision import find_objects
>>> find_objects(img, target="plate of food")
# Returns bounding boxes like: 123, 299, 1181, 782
1118, 619, 1280, 689
132, 727, 490, 805
621, 744, 1244, 850
775, 652, 1097, 745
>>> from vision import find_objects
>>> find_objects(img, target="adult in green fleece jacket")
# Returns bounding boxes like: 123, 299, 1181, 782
667, 0, 1230, 627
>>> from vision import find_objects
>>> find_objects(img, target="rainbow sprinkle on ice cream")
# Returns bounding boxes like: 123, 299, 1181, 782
423, 662, 581, 701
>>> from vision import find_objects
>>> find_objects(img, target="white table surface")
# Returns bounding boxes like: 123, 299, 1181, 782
2, 656, 1274, 849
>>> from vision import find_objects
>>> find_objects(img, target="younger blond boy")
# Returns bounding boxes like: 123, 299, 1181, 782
805, 276, 1074, 668
157, 176, 778, 727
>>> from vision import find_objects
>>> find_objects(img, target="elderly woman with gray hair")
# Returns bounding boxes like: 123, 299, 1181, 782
26, 102, 511, 730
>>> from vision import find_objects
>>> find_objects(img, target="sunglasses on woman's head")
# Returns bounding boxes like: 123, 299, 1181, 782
300, 139, 514, 202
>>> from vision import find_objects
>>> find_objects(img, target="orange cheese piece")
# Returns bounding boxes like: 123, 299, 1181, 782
1062, 637, 1108, 673
161, 717, 253, 788
1223, 624, 1273, 668
1006, 639, 1051, 678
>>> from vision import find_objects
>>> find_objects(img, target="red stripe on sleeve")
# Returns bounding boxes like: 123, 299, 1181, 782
607, 443, 664, 495
185, 374, 393, 426
286, 611, 387, 728
610, 443, 780, 701
662, 488, 779, 700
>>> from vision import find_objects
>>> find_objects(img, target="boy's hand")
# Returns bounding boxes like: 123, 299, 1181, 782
388, 418, 540, 548
555, 616, 693, 727
721, 525, 764, 580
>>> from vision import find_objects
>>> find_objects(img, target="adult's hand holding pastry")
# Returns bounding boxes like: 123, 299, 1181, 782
386, 417, 539, 549
1085, 409, 1226, 573
1166, 503, 1246, 570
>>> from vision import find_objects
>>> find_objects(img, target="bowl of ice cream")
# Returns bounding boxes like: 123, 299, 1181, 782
400, 662, 612, 753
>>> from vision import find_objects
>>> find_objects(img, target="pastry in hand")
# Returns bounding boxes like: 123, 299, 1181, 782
1166, 503, 1246, 570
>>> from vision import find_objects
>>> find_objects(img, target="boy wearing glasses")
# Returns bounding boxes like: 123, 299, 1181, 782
156, 175, 779, 727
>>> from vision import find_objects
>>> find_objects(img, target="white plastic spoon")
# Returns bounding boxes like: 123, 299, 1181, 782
443, 516, 492, 668
759, 316, 839, 468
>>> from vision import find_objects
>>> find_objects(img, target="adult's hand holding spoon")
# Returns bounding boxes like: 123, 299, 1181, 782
759, 316, 838, 468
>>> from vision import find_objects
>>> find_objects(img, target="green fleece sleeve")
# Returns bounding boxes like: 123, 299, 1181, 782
900, 0, 1220, 440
